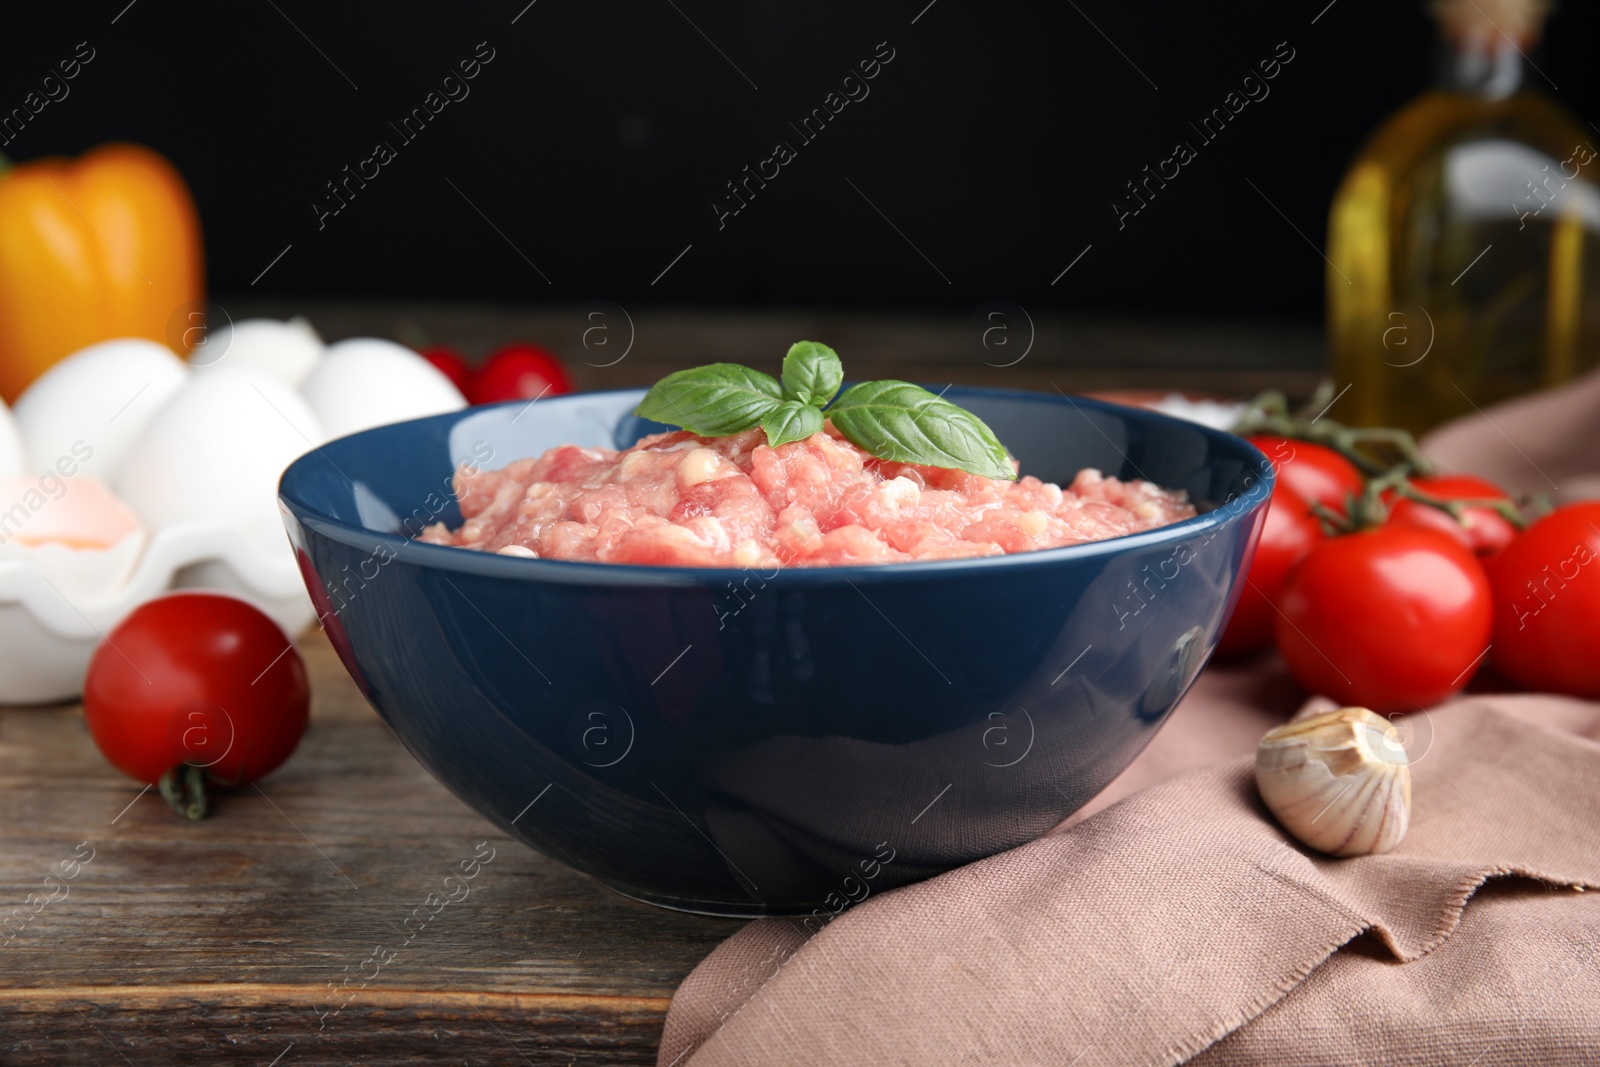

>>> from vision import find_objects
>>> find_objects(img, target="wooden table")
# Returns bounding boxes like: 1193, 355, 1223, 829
1, 309, 1325, 1061
0, 636, 741, 1064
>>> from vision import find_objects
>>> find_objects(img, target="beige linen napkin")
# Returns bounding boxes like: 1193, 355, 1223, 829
1422, 364, 1600, 504
661, 693, 1600, 1067
659, 373, 1600, 1067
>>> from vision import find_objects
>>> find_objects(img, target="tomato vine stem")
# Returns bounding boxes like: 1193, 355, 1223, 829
1233, 383, 1527, 534
1232, 384, 1435, 477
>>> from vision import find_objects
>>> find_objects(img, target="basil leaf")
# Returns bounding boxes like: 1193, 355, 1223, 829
634, 363, 784, 437
761, 400, 824, 448
828, 380, 1015, 480
780, 341, 844, 407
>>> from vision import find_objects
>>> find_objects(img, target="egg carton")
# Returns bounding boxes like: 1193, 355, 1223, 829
0, 320, 467, 705
0, 520, 316, 705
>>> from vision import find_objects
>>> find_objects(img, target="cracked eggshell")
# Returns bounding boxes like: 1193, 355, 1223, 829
300, 337, 466, 441
0, 476, 146, 601
12, 339, 189, 484
193, 316, 325, 386
115, 364, 325, 565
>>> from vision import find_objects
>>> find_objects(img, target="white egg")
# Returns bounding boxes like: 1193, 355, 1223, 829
0, 399, 25, 480
300, 337, 466, 441
12, 339, 189, 484
192, 316, 325, 386
116, 364, 325, 563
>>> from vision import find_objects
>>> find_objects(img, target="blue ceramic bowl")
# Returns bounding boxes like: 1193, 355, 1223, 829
279, 387, 1271, 916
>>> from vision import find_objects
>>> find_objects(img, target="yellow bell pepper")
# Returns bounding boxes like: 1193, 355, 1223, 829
0, 143, 203, 402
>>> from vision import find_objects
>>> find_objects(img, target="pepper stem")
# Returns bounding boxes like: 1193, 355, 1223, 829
158, 765, 210, 820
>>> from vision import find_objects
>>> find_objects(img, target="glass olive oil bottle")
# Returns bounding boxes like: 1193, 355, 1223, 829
1328, 0, 1600, 433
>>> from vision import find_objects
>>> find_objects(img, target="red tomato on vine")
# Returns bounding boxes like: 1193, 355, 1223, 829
1216, 482, 1324, 657
1247, 435, 1365, 516
1487, 502, 1600, 698
1275, 526, 1492, 712
1384, 473, 1519, 558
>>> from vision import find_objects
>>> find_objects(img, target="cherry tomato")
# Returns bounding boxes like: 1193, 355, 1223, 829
83, 592, 310, 792
1383, 474, 1519, 559
420, 345, 473, 396
1487, 502, 1600, 697
1276, 526, 1492, 713
467, 343, 572, 405
1216, 482, 1324, 657
1246, 435, 1364, 516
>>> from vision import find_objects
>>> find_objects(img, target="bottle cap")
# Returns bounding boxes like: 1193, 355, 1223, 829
1430, 0, 1549, 47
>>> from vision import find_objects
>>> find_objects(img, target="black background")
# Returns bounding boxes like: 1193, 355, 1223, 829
3, 1, 1596, 322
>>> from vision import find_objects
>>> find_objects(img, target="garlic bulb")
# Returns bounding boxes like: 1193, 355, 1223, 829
1255, 707, 1411, 857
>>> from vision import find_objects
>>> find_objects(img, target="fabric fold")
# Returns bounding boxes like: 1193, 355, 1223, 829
660, 701, 1600, 1067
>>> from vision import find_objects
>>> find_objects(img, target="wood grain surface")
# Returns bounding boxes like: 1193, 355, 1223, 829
0, 636, 742, 1064
0, 309, 1322, 1061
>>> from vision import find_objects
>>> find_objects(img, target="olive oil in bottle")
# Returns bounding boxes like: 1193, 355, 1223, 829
1327, 0, 1600, 433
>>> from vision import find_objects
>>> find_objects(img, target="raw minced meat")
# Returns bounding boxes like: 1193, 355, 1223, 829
417, 426, 1195, 568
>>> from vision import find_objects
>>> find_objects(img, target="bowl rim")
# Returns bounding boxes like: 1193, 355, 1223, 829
279, 385, 1274, 585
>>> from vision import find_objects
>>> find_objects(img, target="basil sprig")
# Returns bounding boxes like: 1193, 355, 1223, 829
633, 342, 1015, 480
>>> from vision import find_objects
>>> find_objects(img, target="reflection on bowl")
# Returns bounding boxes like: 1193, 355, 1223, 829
279, 386, 1271, 916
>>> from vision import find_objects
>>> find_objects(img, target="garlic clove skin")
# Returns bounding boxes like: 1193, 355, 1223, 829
1255, 707, 1412, 858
